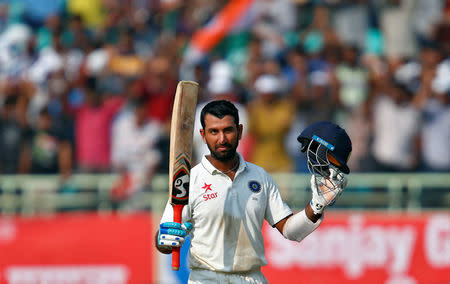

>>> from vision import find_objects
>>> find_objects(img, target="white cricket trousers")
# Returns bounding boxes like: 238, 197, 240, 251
188, 268, 268, 284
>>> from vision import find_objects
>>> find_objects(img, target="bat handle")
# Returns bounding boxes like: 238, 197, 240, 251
172, 204, 184, 271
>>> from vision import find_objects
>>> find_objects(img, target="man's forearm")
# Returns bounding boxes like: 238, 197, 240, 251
282, 208, 323, 242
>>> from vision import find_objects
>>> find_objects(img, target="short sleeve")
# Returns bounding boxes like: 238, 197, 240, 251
264, 174, 293, 226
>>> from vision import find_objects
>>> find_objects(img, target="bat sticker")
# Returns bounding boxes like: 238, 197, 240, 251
172, 169, 189, 201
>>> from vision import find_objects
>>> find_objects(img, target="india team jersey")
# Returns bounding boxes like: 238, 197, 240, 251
160, 153, 293, 272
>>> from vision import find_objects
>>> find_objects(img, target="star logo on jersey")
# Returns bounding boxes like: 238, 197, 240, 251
202, 183, 218, 201
202, 183, 213, 192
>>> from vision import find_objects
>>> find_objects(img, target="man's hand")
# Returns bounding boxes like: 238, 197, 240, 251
310, 167, 347, 215
156, 222, 192, 253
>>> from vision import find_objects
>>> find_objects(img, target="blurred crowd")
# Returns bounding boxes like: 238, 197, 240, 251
0, 0, 449, 200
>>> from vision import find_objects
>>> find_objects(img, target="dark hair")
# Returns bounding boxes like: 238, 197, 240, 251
4, 95, 18, 107
86, 76, 97, 91
39, 108, 50, 117
200, 100, 239, 129
392, 78, 413, 96
132, 95, 148, 108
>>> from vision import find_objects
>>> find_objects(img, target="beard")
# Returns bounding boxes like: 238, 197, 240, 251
206, 138, 239, 162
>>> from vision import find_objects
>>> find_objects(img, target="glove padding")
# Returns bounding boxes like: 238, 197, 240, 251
158, 222, 193, 248
310, 167, 348, 215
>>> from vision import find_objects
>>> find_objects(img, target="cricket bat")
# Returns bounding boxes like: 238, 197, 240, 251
169, 81, 199, 270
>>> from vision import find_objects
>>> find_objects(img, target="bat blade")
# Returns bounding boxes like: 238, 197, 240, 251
168, 81, 198, 271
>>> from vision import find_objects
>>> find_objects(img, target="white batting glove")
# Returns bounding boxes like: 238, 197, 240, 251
158, 222, 193, 249
310, 167, 348, 215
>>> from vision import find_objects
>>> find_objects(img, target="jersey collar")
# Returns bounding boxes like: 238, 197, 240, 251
201, 153, 247, 176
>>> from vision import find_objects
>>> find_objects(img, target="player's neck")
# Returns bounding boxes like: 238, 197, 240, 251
206, 154, 239, 174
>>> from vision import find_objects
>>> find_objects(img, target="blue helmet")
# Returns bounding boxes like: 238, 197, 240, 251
297, 121, 352, 175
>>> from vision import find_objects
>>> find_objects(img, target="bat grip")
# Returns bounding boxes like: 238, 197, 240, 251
172, 204, 184, 271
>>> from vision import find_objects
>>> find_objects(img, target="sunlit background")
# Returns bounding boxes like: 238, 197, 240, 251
0, 0, 449, 283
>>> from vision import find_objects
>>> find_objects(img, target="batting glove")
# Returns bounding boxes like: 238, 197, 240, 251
310, 167, 348, 215
158, 222, 193, 248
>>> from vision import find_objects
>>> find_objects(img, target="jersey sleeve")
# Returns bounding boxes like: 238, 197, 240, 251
264, 174, 293, 227
159, 200, 192, 224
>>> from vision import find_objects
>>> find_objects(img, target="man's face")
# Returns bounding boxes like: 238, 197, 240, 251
200, 114, 242, 162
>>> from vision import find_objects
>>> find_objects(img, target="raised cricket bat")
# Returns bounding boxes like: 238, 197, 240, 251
169, 81, 199, 270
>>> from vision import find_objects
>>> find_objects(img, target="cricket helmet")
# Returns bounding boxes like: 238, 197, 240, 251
297, 121, 352, 176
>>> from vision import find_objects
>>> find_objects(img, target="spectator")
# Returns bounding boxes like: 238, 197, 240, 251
22, 108, 72, 176
99, 8, 122, 45
0, 3, 9, 34
0, 94, 31, 174
412, 0, 445, 47
420, 84, 450, 172
336, 45, 369, 108
305, 49, 340, 123
130, 10, 157, 59
73, 76, 123, 172
415, 56, 450, 172
243, 35, 265, 93
110, 96, 163, 205
333, 0, 368, 49
282, 46, 308, 89
335, 45, 369, 126
36, 14, 61, 51
248, 74, 295, 172
107, 28, 146, 77
26, 30, 65, 85
252, 0, 297, 58
61, 14, 92, 52
67, 0, 105, 29
142, 56, 177, 125
369, 79, 422, 172
380, 0, 417, 59
300, 4, 339, 55
0, 23, 34, 79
